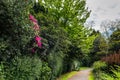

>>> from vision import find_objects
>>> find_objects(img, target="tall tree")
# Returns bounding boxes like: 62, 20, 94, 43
43, 0, 95, 53
109, 29, 120, 52
32, 0, 96, 71
90, 32, 108, 63
101, 19, 120, 38
101, 19, 120, 53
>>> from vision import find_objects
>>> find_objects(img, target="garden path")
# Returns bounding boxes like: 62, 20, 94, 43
68, 68, 92, 80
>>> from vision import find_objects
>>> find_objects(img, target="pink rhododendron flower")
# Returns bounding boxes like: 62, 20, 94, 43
29, 14, 37, 23
37, 42, 42, 47
35, 35, 42, 47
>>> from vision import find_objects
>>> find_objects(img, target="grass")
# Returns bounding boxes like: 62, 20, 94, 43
79, 67, 89, 70
57, 71, 78, 80
89, 72, 94, 80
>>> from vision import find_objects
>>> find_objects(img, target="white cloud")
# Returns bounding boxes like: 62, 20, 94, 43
86, 0, 120, 31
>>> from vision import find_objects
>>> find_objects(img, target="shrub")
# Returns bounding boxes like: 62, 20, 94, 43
40, 62, 52, 80
93, 65, 120, 80
95, 71, 115, 80
0, 62, 5, 80
70, 59, 81, 71
4, 56, 42, 80
111, 65, 120, 79
2, 56, 51, 80
93, 61, 107, 71
0, 0, 34, 61
47, 51, 65, 80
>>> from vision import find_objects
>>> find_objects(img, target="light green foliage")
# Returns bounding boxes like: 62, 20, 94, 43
42, 0, 89, 24
93, 61, 120, 80
98, 72, 114, 80
94, 66, 120, 80
93, 61, 107, 71
111, 66, 120, 79
102, 73, 115, 80
89, 72, 94, 80
37, 0, 96, 53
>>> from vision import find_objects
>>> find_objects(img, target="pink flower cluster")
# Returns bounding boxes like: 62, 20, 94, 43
29, 14, 40, 31
29, 14, 42, 53
35, 35, 42, 48
29, 14, 37, 23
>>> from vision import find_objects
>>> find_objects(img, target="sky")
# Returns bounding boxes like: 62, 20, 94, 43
86, 0, 120, 32
36, 0, 38, 2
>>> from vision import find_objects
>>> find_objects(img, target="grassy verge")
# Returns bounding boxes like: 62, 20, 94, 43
89, 72, 94, 80
57, 71, 78, 80
79, 67, 89, 70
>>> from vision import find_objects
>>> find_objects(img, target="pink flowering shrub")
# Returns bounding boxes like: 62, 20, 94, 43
29, 14, 37, 23
35, 35, 42, 48
29, 14, 42, 53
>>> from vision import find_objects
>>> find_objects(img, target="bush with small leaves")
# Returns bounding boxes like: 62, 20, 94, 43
4, 56, 42, 80
93, 61, 107, 72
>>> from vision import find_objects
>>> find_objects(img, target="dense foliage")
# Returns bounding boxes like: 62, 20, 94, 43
92, 20, 120, 80
1, 0, 120, 80
0, 0, 97, 80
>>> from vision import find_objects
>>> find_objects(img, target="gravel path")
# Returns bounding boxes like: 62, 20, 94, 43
68, 69, 92, 80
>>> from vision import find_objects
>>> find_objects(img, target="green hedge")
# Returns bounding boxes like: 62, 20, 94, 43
1, 56, 52, 80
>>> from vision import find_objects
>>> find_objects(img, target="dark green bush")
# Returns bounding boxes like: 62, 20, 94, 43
0, 0, 34, 61
2, 56, 51, 80
47, 52, 64, 80
4, 56, 42, 80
